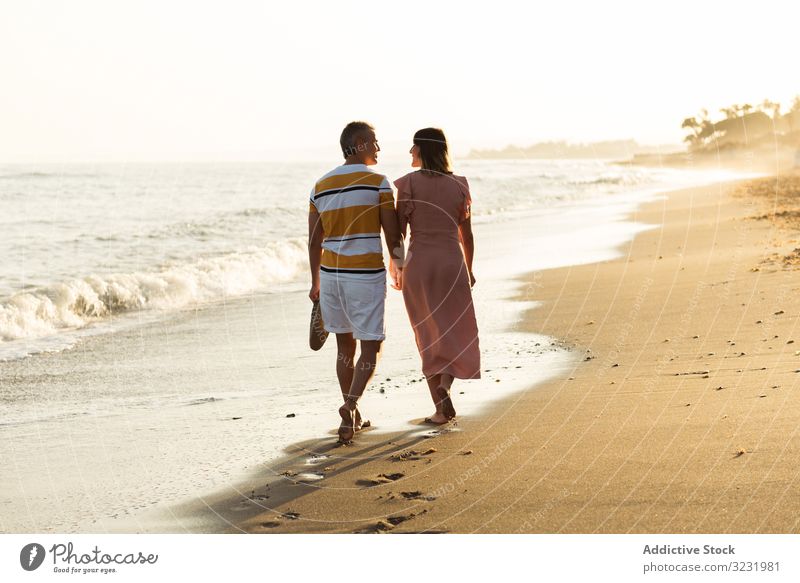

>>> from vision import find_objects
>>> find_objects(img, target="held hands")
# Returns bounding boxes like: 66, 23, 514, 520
389, 261, 403, 291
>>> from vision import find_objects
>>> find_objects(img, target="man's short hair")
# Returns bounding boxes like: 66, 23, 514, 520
340, 121, 374, 158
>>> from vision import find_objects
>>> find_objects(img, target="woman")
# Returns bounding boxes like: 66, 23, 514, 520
392, 128, 481, 425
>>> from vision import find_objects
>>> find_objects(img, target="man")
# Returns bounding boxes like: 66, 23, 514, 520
308, 121, 405, 443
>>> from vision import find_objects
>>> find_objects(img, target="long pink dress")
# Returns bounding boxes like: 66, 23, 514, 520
394, 171, 481, 379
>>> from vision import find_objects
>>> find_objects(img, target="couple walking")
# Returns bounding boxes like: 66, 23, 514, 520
308, 121, 480, 443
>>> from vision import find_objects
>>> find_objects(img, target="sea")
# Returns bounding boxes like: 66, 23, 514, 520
0, 158, 744, 532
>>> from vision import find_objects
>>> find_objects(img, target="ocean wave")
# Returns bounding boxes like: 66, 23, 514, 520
568, 173, 650, 187
0, 172, 97, 180
0, 239, 307, 342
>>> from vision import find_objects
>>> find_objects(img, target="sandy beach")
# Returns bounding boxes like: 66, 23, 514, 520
189, 173, 800, 534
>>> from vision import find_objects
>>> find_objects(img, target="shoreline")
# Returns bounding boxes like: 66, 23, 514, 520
190, 174, 800, 534
5, 163, 715, 534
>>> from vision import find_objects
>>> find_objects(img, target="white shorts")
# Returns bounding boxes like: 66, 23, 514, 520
319, 272, 386, 341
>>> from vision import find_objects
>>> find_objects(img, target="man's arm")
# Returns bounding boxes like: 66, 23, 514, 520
380, 205, 405, 290
308, 209, 323, 301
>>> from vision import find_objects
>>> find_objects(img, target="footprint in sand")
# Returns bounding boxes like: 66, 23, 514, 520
355, 510, 428, 533
356, 472, 405, 487
305, 454, 330, 466
386, 513, 415, 526
354, 520, 395, 533
295, 472, 324, 482
391, 448, 438, 461
356, 477, 392, 487
379, 472, 405, 481
421, 427, 460, 438
401, 491, 437, 501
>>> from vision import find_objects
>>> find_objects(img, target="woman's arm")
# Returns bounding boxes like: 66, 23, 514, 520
459, 216, 476, 287
395, 184, 409, 240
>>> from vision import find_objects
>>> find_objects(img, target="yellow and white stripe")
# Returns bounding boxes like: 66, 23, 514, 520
309, 164, 393, 276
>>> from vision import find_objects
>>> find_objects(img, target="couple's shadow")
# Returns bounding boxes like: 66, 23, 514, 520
182, 418, 460, 532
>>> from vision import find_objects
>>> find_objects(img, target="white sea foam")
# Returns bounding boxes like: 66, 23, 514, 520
0, 238, 307, 345
0, 160, 747, 360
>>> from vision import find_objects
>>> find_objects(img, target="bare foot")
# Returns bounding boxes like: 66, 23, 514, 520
424, 412, 450, 425
354, 407, 371, 431
338, 403, 356, 443
435, 386, 456, 419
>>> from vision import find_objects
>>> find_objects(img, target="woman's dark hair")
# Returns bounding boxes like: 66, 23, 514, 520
414, 127, 452, 175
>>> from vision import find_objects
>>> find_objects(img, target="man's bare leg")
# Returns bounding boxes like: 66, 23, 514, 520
335, 333, 356, 396
334, 333, 364, 429
338, 339, 382, 442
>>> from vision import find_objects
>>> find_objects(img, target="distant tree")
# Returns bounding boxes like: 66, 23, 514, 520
681, 98, 796, 152
760, 99, 781, 119
681, 117, 701, 148
788, 96, 800, 133
682, 111, 715, 150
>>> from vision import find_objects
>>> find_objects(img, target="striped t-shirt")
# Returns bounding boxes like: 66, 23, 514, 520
309, 164, 394, 279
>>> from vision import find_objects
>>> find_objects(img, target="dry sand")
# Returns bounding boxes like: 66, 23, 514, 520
192, 174, 800, 534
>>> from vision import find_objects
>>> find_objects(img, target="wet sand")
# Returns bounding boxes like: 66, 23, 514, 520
194, 174, 800, 533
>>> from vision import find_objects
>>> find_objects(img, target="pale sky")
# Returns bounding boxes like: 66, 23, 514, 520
0, 0, 796, 163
